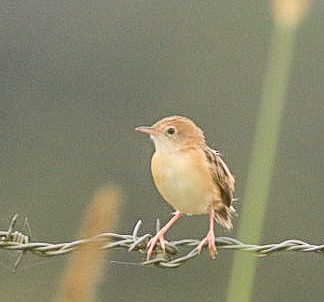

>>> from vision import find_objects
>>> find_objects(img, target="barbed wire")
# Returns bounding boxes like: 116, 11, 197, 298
0, 214, 323, 269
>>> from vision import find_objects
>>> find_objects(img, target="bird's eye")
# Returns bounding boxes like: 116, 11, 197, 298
166, 127, 176, 135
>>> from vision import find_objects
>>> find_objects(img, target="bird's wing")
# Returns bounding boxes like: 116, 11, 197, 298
203, 147, 235, 207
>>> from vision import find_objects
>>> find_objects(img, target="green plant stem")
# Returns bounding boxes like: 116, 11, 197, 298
226, 24, 298, 302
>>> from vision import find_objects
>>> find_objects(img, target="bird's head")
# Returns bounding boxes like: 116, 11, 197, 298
135, 116, 206, 153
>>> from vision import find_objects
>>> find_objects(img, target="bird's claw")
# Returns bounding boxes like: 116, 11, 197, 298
146, 233, 166, 259
197, 230, 218, 259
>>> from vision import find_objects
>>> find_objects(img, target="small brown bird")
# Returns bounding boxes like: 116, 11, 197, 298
135, 116, 235, 258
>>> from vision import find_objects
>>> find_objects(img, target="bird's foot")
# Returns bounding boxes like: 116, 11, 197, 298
147, 232, 166, 259
197, 230, 217, 259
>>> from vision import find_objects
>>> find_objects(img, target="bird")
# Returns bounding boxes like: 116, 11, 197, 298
135, 115, 236, 258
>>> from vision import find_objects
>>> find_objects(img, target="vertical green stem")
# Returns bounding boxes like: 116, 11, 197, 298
226, 25, 297, 302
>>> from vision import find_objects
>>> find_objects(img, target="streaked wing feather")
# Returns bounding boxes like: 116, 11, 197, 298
204, 147, 235, 207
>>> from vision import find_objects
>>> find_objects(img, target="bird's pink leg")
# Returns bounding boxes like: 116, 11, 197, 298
147, 211, 183, 258
197, 207, 217, 258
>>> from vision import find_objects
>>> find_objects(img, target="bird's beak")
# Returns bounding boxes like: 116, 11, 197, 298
135, 126, 156, 135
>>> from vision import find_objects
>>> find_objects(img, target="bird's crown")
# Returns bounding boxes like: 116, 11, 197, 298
152, 115, 206, 147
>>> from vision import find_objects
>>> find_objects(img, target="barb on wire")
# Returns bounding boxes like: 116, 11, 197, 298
0, 214, 323, 269
1, 214, 31, 271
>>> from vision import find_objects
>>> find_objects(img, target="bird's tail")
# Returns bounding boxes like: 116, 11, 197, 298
214, 205, 235, 230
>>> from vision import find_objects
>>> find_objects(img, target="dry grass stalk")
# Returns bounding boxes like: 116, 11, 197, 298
54, 185, 121, 302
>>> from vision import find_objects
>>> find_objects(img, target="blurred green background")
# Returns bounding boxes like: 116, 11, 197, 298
2, 1, 324, 302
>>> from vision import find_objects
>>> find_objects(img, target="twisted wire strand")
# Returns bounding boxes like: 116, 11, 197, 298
0, 215, 323, 269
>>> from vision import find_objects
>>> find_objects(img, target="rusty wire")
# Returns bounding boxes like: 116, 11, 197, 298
0, 214, 323, 269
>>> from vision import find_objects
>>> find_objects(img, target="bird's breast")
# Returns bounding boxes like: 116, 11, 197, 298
151, 150, 219, 214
